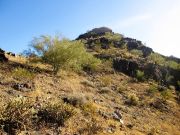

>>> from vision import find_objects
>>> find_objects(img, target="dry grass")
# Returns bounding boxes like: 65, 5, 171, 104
0, 56, 180, 135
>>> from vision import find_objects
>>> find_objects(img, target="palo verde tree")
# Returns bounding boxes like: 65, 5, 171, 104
30, 35, 101, 74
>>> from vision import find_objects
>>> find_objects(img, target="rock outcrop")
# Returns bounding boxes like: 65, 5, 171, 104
113, 57, 180, 90
123, 37, 153, 57
77, 27, 153, 57
0, 48, 8, 62
113, 58, 139, 77
77, 27, 180, 90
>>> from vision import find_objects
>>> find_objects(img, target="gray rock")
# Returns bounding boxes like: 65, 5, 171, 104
0, 48, 8, 62
112, 110, 124, 124
12, 82, 34, 92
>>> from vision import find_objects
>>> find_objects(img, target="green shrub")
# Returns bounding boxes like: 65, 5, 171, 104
165, 60, 179, 69
81, 53, 101, 72
136, 70, 145, 81
148, 53, 165, 65
12, 67, 35, 81
147, 84, 158, 95
104, 32, 122, 42
127, 94, 139, 106
148, 53, 179, 70
161, 90, 173, 100
130, 49, 143, 57
81, 102, 97, 115
117, 85, 127, 93
30, 35, 101, 74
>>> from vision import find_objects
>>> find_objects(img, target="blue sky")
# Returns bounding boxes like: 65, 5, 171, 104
0, 0, 180, 57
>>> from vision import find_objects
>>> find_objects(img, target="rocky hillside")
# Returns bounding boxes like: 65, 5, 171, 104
77, 27, 180, 91
0, 27, 180, 135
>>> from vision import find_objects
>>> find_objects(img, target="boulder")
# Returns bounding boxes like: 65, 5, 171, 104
112, 110, 124, 124
7, 52, 15, 57
123, 37, 153, 57
12, 82, 34, 92
0, 48, 5, 53
113, 58, 139, 77
139, 46, 153, 57
126, 41, 139, 50
100, 37, 110, 49
0, 48, 8, 62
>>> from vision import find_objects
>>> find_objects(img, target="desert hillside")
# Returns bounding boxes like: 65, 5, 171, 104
0, 27, 180, 135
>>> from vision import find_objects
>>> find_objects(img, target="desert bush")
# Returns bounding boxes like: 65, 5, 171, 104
78, 117, 103, 135
104, 32, 122, 42
36, 101, 76, 127
0, 97, 34, 135
30, 35, 101, 74
117, 85, 127, 93
81, 53, 101, 72
148, 53, 165, 65
99, 76, 112, 87
81, 102, 97, 115
12, 67, 35, 81
148, 53, 180, 70
147, 84, 158, 96
62, 95, 87, 107
0, 98, 76, 134
165, 60, 179, 69
127, 94, 139, 106
161, 90, 173, 100
136, 70, 145, 81
130, 49, 143, 57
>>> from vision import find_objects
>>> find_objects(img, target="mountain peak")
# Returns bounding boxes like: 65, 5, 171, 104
90, 27, 113, 34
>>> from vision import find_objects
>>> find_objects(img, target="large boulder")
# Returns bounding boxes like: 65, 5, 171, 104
113, 58, 139, 77
139, 46, 153, 57
0, 48, 5, 54
7, 52, 16, 57
0, 48, 8, 62
100, 37, 110, 49
144, 63, 168, 84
